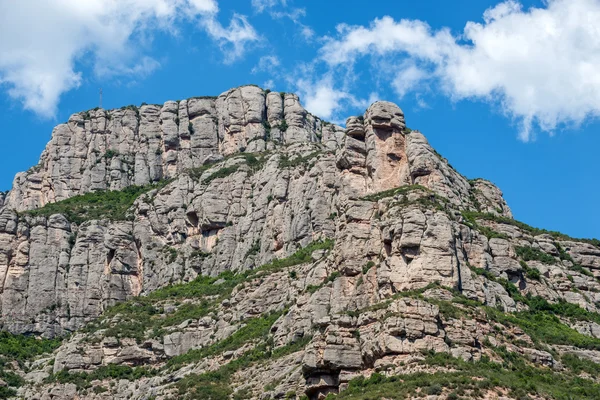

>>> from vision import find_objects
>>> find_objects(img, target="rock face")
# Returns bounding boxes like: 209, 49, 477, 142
6, 87, 324, 212
1, 85, 600, 400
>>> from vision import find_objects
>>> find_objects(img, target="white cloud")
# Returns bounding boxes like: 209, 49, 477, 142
295, 77, 349, 120
263, 79, 275, 89
294, 75, 372, 122
270, 8, 315, 42
251, 0, 286, 13
392, 63, 428, 99
251, 55, 281, 74
318, 0, 600, 140
202, 14, 259, 64
0, 0, 258, 117
300, 25, 315, 40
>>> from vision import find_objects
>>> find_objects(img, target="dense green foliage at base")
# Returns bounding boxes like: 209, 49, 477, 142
174, 319, 311, 400
46, 364, 156, 390
0, 332, 62, 399
336, 351, 600, 400
25, 181, 170, 224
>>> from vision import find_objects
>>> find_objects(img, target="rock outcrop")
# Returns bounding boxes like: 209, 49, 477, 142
0, 85, 599, 400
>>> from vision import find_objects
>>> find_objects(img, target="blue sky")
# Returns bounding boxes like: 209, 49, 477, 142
1, 0, 599, 239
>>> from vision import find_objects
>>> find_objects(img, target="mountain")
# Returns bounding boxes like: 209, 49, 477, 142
0, 85, 599, 399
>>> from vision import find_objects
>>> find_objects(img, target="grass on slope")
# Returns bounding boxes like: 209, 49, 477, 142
82, 239, 333, 344
335, 351, 600, 400
187, 152, 269, 182
49, 239, 333, 393
462, 211, 600, 248
0, 332, 62, 399
360, 184, 429, 202
46, 364, 156, 391
25, 181, 171, 224
174, 313, 312, 400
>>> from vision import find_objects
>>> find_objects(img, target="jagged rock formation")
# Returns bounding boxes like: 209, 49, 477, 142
0, 85, 599, 400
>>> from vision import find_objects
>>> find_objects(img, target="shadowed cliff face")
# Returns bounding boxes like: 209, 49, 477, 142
4, 85, 598, 400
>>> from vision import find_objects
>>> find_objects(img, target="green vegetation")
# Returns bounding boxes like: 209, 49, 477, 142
515, 246, 557, 265
253, 239, 333, 277
278, 151, 321, 169
561, 353, 600, 376
121, 105, 140, 119
246, 240, 261, 257
0, 332, 62, 398
46, 364, 156, 390
83, 272, 240, 343
187, 152, 269, 181
279, 119, 288, 132
362, 261, 375, 274
360, 184, 428, 202
555, 242, 594, 277
103, 149, 119, 159
487, 306, 600, 350
189, 95, 218, 100
520, 261, 541, 280
462, 212, 600, 248
305, 270, 343, 294
174, 327, 311, 399
202, 165, 240, 184
25, 181, 171, 224
0, 332, 61, 361
262, 120, 272, 139
336, 351, 600, 400
168, 311, 283, 368
82, 239, 333, 343
462, 211, 509, 240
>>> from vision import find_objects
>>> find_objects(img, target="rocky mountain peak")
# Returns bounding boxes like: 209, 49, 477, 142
1, 85, 598, 400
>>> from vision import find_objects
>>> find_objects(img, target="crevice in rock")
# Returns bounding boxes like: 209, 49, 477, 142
387, 153, 401, 162
106, 249, 115, 268
186, 211, 199, 227
400, 245, 420, 264
453, 227, 464, 292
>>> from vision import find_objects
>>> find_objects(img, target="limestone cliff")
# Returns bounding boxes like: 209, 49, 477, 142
0, 85, 599, 400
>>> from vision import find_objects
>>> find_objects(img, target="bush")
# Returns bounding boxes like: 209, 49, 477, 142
47, 364, 156, 390
338, 351, 600, 400
361, 185, 428, 202
202, 166, 239, 184
279, 120, 289, 132
83, 239, 334, 344
461, 212, 600, 248
103, 149, 118, 159
26, 181, 171, 224
515, 246, 556, 265
0, 333, 62, 397
278, 151, 321, 169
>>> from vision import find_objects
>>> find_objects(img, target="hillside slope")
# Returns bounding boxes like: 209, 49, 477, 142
0, 85, 599, 399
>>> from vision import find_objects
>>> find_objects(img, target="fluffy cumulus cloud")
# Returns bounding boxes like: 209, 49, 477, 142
0, 0, 258, 117
318, 0, 600, 140
296, 77, 350, 121
294, 74, 376, 122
